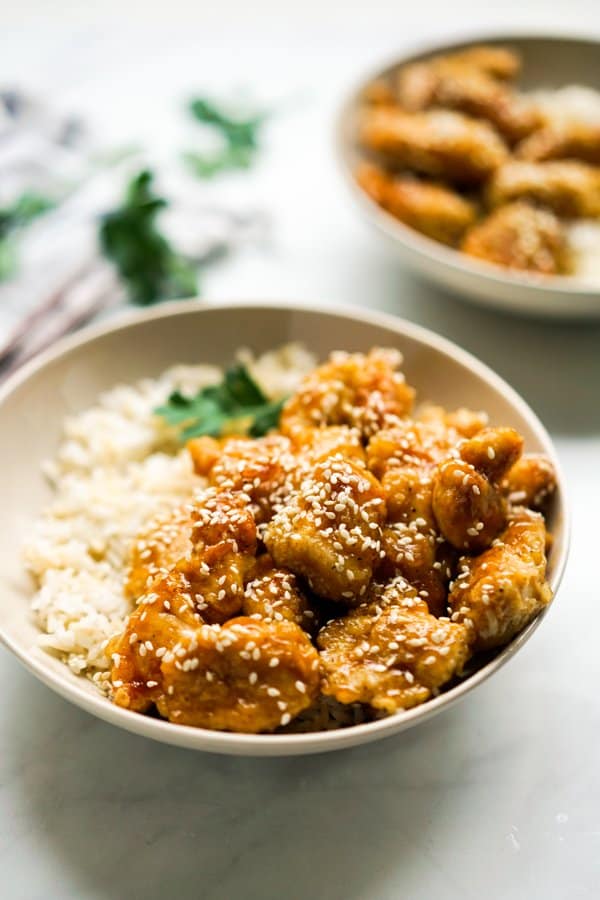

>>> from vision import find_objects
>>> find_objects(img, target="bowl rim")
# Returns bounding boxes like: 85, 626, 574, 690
0, 299, 571, 755
335, 28, 600, 300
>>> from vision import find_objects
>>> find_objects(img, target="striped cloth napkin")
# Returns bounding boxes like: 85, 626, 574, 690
0, 89, 267, 380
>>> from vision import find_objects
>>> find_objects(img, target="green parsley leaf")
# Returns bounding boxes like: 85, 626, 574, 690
0, 191, 55, 279
155, 363, 286, 441
185, 97, 267, 178
99, 169, 198, 305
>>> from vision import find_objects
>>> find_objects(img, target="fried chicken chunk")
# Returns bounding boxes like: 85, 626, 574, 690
356, 162, 477, 246
487, 160, 600, 218
264, 456, 386, 603
432, 426, 523, 552
517, 120, 600, 164
396, 45, 521, 113
397, 56, 539, 143
417, 403, 489, 439
197, 434, 295, 526
461, 202, 568, 274
347, 575, 429, 619
367, 420, 463, 615
242, 557, 319, 634
503, 454, 557, 510
359, 108, 508, 184
110, 490, 258, 712
127, 488, 257, 601
280, 349, 414, 441
127, 501, 196, 598
156, 617, 320, 732
318, 604, 470, 713
448, 507, 552, 651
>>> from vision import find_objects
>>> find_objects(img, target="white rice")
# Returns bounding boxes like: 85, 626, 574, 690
24, 343, 315, 677
530, 85, 600, 127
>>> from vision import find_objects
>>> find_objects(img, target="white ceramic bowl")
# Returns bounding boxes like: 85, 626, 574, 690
0, 301, 569, 755
337, 33, 600, 319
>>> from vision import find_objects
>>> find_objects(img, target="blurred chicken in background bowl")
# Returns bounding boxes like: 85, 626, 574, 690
338, 34, 600, 318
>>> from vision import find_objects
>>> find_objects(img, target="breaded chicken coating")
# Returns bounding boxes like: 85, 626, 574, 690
417, 403, 489, 439
396, 45, 521, 112
367, 419, 462, 615
448, 507, 552, 651
318, 603, 470, 713
517, 120, 600, 164
264, 456, 386, 603
487, 160, 600, 218
127, 501, 196, 599
347, 574, 429, 619
366, 418, 460, 479
156, 617, 320, 732
398, 57, 539, 143
448, 45, 521, 79
280, 348, 415, 441
356, 162, 477, 245
186, 435, 222, 477
432, 426, 523, 552
110, 490, 258, 711
503, 454, 557, 510
359, 108, 508, 184
291, 425, 366, 471
242, 557, 319, 634
197, 434, 295, 525
461, 202, 568, 275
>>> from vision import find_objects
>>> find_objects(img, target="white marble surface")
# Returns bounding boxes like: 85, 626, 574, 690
1, 5, 600, 898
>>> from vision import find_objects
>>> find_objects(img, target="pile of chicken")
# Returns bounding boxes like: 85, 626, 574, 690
356, 44, 600, 275
108, 349, 556, 733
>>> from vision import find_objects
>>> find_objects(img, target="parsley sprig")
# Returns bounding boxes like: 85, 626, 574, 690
184, 97, 266, 178
0, 191, 55, 279
99, 169, 197, 305
156, 363, 286, 441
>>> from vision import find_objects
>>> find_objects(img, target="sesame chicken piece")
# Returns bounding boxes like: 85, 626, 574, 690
347, 575, 429, 619
290, 425, 366, 472
108, 583, 195, 714
396, 46, 521, 114
366, 419, 460, 479
367, 420, 461, 616
503, 454, 557, 511
110, 490, 258, 711
417, 403, 489, 439
126, 501, 195, 598
517, 120, 600, 164
362, 78, 397, 108
461, 202, 568, 275
445, 45, 522, 79
156, 617, 320, 732
432, 426, 523, 553
449, 507, 552, 651
397, 56, 539, 143
280, 349, 415, 441
187, 436, 222, 477
359, 108, 508, 185
201, 434, 295, 526
127, 488, 257, 600
264, 456, 386, 603
487, 160, 600, 218
318, 604, 470, 713
356, 162, 477, 246
243, 557, 319, 634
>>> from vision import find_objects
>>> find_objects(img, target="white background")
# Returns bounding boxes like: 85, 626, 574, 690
1, 3, 600, 899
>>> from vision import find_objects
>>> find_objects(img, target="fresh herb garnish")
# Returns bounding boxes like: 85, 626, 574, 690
0, 191, 55, 279
185, 97, 267, 178
156, 363, 286, 441
99, 169, 197, 305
